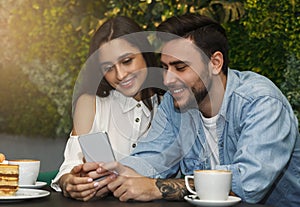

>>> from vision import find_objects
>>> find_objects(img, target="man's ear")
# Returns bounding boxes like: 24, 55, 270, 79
210, 51, 223, 75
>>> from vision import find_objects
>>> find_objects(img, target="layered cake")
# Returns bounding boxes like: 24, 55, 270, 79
0, 164, 19, 196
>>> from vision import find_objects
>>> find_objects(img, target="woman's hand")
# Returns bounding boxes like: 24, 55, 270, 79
59, 162, 116, 201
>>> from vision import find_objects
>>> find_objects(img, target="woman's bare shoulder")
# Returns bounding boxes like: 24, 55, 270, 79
73, 94, 97, 135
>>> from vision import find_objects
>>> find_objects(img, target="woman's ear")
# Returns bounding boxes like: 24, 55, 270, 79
210, 51, 223, 75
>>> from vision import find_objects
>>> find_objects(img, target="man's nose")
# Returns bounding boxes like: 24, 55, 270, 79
163, 69, 177, 86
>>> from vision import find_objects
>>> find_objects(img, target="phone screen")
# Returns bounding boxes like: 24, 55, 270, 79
78, 132, 116, 163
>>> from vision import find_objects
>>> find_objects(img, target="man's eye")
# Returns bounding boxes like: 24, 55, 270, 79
161, 64, 168, 70
175, 64, 187, 70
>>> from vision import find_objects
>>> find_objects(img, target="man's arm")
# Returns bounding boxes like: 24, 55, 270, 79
101, 162, 193, 201
155, 178, 193, 200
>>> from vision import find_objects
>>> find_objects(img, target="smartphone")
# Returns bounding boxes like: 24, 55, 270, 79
78, 131, 116, 163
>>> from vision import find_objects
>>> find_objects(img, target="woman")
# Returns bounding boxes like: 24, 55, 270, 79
51, 16, 164, 201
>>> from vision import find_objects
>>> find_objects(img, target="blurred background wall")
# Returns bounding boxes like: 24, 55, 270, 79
0, 134, 65, 172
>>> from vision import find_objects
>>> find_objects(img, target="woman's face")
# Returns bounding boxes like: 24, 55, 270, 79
98, 38, 147, 100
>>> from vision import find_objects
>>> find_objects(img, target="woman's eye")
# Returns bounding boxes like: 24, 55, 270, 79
102, 65, 114, 72
122, 57, 133, 65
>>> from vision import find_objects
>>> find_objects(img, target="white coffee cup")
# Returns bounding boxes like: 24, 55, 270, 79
185, 170, 232, 201
8, 159, 40, 186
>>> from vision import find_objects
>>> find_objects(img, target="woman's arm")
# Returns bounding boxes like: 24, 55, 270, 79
72, 94, 96, 135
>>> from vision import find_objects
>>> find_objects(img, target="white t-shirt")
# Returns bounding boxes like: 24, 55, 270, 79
200, 113, 220, 169
51, 90, 158, 191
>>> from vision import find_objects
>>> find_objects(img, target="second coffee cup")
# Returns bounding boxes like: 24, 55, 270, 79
8, 159, 40, 186
185, 169, 232, 201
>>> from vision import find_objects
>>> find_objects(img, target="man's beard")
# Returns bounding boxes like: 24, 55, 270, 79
173, 86, 209, 112
193, 86, 209, 108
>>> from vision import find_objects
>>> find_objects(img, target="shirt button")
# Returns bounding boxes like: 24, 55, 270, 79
135, 118, 140, 122
136, 103, 141, 108
132, 143, 136, 148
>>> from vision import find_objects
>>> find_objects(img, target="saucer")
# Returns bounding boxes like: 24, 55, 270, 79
19, 181, 47, 189
184, 195, 241, 207
0, 189, 50, 202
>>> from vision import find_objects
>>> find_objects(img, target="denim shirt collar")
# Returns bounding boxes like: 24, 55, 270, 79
218, 68, 239, 122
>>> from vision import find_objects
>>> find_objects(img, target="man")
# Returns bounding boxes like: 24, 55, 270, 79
95, 14, 300, 206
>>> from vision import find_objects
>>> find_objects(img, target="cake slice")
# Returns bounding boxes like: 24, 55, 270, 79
0, 164, 19, 196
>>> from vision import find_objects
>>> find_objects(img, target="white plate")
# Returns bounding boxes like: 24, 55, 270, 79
0, 188, 50, 202
19, 181, 47, 189
184, 195, 241, 207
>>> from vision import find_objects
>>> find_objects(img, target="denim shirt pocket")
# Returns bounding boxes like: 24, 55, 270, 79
181, 158, 206, 175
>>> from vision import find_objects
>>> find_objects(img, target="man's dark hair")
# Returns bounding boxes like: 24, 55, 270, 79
157, 14, 229, 75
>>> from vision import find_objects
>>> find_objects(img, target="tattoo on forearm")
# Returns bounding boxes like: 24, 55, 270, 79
156, 178, 194, 200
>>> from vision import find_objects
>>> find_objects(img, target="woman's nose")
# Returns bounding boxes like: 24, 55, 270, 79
115, 65, 128, 80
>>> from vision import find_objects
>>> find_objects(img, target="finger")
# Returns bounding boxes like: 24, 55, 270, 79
107, 175, 125, 193
119, 192, 132, 202
71, 188, 97, 201
70, 164, 84, 174
66, 181, 99, 199
99, 161, 125, 175
99, 162, 140, 177
94, 186, 110, 199
82, 191, 97, 201
70, 176, 94, 185
65, 179, 93, 192
99, 173, 118, 186
82, 162, 100, 172
61, 175, 93, 194
91, 173, 118, 192
88, 170, 114, 180
112, 181, 128, 200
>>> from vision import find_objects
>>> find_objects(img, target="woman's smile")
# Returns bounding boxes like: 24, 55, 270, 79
119, 75, 136, 88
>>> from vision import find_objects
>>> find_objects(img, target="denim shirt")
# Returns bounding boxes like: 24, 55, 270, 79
121, 69, 300, 206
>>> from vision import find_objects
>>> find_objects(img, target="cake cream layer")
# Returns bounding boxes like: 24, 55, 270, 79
0, 164, 19, 173
0, 179, 18, 186
0, 186, 19, 196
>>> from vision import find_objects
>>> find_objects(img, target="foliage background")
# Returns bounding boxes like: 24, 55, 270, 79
0, 0, 299, 138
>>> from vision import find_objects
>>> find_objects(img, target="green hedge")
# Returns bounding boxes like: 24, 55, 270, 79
0, 63, 61, 137
225, 0, 300, 125
1, 0, 299, 137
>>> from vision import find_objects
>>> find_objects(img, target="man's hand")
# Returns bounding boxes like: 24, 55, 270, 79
59, 162, 116, 201
108, 176, 162, 202
96, 161, 162, 201
97, 161, 139, 177
96, 162, 191, 202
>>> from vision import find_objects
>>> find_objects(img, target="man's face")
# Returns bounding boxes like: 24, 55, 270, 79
160, 38, 212, 110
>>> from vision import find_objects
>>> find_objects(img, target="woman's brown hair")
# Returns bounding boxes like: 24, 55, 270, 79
89, 16, 165, 110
